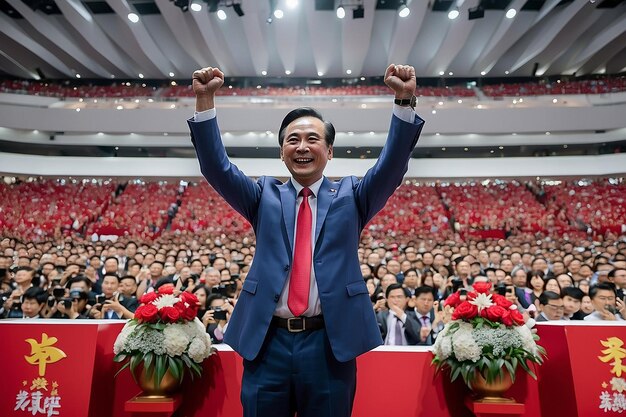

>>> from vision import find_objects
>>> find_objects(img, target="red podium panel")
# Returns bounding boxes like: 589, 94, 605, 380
536, 322, 626, 417
1, 320, 127, 417
3, 321, 544, 417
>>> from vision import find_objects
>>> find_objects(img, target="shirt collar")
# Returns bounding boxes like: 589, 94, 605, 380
290, 177, 323, 198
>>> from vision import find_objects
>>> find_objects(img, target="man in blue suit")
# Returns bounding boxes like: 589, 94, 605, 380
188, 64, 424, 417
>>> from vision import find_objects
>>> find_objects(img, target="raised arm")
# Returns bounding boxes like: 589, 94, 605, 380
355, 64, 424, 226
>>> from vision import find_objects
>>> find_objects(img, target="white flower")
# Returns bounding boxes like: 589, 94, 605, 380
163, 324, 190, 356
188, 336, 211, 363
152, 294, 180, 310
113, 321, 137, 354
468, 293, 494, 313
514, 324, 538, 355
452, 323, 482, 362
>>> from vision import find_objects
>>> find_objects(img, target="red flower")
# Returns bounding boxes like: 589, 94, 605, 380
179, 291, 198, 305
491, 294, 513, 309
140, 292, 158, 305
159, 306, 180, 323
501, 310, 514, 326
445, 292, 461, 308
473, 282, 492, 294
482, 305, 507, 322
451, 302, 478, 321
135, 304, 158, 323
158, 285, 174, 295
510, 309, 525, 326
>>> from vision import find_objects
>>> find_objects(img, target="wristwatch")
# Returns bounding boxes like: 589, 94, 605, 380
394, 95, 417, 109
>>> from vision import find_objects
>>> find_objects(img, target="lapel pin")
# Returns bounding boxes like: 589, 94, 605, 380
330, 188, 336, 193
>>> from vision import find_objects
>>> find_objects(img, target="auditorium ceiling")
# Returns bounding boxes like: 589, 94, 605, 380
0, 0, 624, 80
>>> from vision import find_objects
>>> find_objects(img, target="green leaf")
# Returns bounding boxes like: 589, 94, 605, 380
113, 353, 127, 363
155, 355, 166, 387
168, 356, 181, 382
129, 355, 141, 383
144, 351, 154, 371
114, 361, 131, 378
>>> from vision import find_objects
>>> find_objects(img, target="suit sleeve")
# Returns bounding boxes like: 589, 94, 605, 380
403, 312, 422, 346
354, 113, 425, 227
187, 117, 261, 223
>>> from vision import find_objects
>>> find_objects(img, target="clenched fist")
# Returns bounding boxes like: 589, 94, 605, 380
192, 66, 225, 97
384, 64, 416, 100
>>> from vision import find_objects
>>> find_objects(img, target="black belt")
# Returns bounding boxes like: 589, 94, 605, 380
271, 315, 325, 332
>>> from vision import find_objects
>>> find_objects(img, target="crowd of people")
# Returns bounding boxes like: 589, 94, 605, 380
1, 75, 625, 100
2, 230, 625, 343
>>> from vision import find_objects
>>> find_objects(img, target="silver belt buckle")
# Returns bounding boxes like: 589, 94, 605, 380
287, 317, 305, 332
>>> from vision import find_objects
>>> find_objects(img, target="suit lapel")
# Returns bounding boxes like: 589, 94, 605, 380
278, 181, 296, 254
314, 177, 336, 245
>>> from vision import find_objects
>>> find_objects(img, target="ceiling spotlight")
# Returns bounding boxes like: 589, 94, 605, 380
317, 71, 324, 76
346, 69, 352, 75
439, 71, 445, 76
261, 70, 267, 76
190, 0, 201, 11
399, 4, 410, 17
217, 9, 227, 19
448, 8, 459, 19
273, 8, 283, 18
286, 0, 298, 8
127, 12, 139, 22
505, 8, 517, 18
169, 72, 175, 77
480, 71, 487, 76
336, 5, 345, 19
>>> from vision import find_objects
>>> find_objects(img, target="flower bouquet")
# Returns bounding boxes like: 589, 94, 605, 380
432, 282, 545, 390
113, 286, 213, 390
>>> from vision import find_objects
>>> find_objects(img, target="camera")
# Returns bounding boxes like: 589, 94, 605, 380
212, 307, 227, 321
459, 288, 468, 297
451, 279, 463, 292
62, 298, 72, 309
496, 283, 507, 296
95, 295, 106, 304
52, 287, 65, 298
47, 297, 56, 307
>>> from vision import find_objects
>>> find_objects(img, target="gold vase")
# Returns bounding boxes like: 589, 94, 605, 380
134, 365, 181, 399
470, 371, 515, 403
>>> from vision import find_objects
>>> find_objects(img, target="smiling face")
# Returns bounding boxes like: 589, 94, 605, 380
280, 116, 333, 187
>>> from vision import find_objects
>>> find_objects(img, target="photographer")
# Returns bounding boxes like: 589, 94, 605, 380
90, 273, 136, 319
201, 294, 233, 344
46, 288, 90, 319
1, 266, 35, 317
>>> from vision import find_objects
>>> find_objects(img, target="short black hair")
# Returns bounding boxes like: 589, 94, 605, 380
67, 276, 92, 289
23, 287, 47, 304
538, 291, 561, 305
278, 107, 335, 147
589, 282, 617, 299
104, 256, 119, 264
102, 272, 119, 282
385, 283, 409, 298
561, 286, 584, 301
119, 275, 137, 284
608, 268, 626, 280
414, 286, 436, 299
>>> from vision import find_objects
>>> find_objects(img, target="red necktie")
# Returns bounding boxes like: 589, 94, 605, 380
288, 187, 313, 317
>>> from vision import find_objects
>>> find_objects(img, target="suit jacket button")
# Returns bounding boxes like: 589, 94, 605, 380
284, 265, 289, 271
274, 294, 280, 302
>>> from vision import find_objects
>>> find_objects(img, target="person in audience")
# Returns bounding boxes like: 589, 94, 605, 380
580, 294, 594, 316
202, 294, 233, 344
17, 287, 47, 319
412, 286, 445, 345
584, 283, 625, 321
376, 283, 421, 346
536, 291, 564, 321
527, 270, 546, 305
136, 261, 165, 297
118, 275, 139, 308
402, 268, 420, 296
608, 268, 626, 299
90, 273, 135, 319
561, 287, 585, 320
556, 273, 575, 289
544, 277, 562, 295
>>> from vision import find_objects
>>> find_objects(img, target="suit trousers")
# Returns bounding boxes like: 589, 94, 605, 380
241, 324, 357, 417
